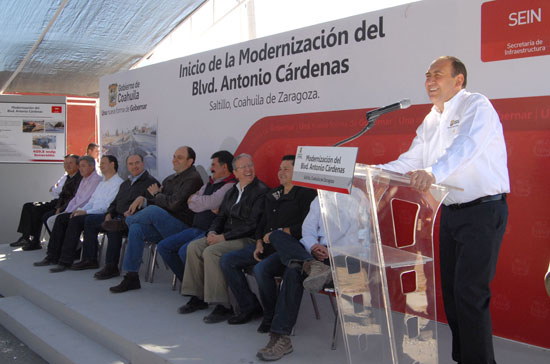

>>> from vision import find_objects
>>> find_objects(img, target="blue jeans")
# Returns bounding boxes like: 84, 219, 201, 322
122, 205, 188, 273
220, 243, 284, 316
157, 227, 205, 281
268, 230, 314, 335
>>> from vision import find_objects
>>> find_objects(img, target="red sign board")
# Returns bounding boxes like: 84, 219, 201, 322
481, 0, 550, 62
52, 106, 62, 113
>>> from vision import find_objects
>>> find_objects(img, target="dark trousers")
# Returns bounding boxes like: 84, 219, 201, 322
46, 213, 71, 261
268, 230, 319, 335
17, 200, 57, 240
58, 214, 90, 265
81, 214, 123, 266
220, 244, 283, 317
440, 199, 508, 364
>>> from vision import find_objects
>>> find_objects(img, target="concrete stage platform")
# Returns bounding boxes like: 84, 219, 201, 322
0, 243, 548, 364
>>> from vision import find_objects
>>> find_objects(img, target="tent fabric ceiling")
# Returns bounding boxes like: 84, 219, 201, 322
0, 0, 205, 97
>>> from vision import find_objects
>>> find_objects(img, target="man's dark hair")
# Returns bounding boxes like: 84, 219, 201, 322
185, 146, 196, 165
282, 155, 296, 166
126, 153, 144, 164
102, 155, 119, 172
87, 143, 99, 151
211, 150, 235, 172
439, 56, 467, 89
65, 154, 80, 163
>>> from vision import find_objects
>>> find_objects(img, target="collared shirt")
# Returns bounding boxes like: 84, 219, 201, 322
65, 171, 103, 212
129, 170, 146, 185
50, 173, 67, 198
79, 174, 124, 214
378, 89, 510, 204
234, 182, 246, 205
300, 197, 327, 252
188, 176, 236, 213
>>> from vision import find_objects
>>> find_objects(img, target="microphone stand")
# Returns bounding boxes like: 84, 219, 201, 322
333, 115, 378, 147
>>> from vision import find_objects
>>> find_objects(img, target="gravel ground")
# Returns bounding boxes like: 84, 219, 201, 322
0, 294, 48, 364
0, 324, 48, 364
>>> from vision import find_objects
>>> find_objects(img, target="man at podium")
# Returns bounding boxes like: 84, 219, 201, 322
378, 56, 510, 364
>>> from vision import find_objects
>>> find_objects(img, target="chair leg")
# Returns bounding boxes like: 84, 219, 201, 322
144, 243, 152, 282
172, 274, 177, 290
98, 233, 106, 266
310, 293, 321, 320
328, 293, 338, 350
149, 244, 158, 283
118, 237, 127, 272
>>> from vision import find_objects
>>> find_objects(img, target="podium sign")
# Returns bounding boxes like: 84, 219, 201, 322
318, 164, 453, 364
293, 145, 358, 194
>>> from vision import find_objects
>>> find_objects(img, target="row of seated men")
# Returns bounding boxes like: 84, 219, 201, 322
11, 145, 333, 362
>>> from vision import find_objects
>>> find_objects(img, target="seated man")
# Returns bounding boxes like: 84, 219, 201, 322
72, 153, 158, 278
256, 197, 331, 361
220, 155, 316, 326
47, 155, 124, 272
157, 150, 236, 286
180, 153, 268, 323
33, 156, 102, 266
109, 146, 203, 293
12, 154, 81, 251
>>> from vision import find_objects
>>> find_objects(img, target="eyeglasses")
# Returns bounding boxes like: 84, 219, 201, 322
235, 163, 254, 170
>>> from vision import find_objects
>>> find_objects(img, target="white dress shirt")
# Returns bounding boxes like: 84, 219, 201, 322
50, 173, 67, 198
378, 89, 510, 204
79, 174, 124, 214
300, 197, 327, 252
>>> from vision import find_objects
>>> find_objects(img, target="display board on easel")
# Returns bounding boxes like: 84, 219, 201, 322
0, 95, 66, 163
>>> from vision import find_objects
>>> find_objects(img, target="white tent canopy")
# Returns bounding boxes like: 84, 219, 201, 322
0, 0, 205, 97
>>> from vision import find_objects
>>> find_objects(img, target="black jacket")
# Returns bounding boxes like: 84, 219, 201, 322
149, 165, 203, 225
255, 185, 317, 241
209, 177, 269, 241
55, 172, 82, 212
107, 170, 159, 217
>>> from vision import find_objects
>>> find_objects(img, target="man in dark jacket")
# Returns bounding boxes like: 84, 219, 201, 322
220, 155, 316, 326
12, 154, 81, 251
157, 151, 236, 286
69, 153, 159, 278
180, 153, 269, 323
109, 146, 203, 293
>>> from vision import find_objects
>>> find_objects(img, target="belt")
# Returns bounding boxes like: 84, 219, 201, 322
446, 193, 506, 210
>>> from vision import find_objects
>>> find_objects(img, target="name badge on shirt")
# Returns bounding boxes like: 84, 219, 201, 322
448, 119, 460, 128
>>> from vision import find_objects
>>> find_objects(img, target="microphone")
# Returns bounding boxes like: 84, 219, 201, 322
366, 99, 411, 121
333, 98, 411, 147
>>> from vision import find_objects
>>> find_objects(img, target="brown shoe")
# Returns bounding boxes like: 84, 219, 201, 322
303, 260, 332, 292
101, 218, 128, 232
257, 333, 293, 361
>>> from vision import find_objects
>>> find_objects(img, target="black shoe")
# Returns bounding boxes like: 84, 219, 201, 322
33, 257, 57, 266
203, 304, 233, 324
70, 260, 99, 270
94, 264, 120, 280
228, 307, 263, 325
109, 273, 140, 293
257, 319, 272, 333
178, 296, 208, 314
101, 218, 128, 232
10, 236, 29, 247
22, 241, 42, 251
50, 264, 69, 273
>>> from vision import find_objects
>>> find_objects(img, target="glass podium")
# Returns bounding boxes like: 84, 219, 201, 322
318, 164, 453, 364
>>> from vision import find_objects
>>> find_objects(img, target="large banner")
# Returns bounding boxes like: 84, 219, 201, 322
100, 0, 549, 348
0, 95, 66, 163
